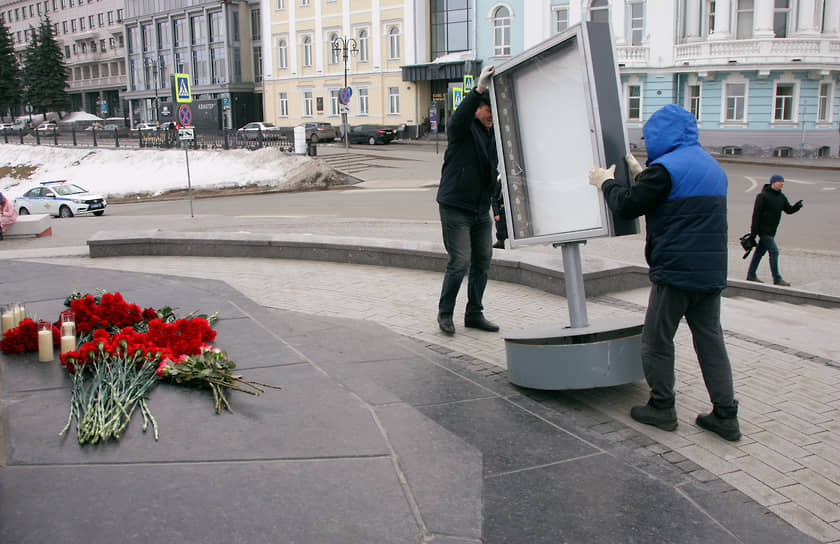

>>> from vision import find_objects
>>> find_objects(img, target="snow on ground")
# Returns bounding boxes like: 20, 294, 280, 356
0, 144, 316, 199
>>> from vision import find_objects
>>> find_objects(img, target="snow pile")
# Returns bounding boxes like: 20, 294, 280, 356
0, 144, 352, 198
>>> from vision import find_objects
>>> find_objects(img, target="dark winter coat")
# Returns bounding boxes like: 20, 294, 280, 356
602, 104, 728, 292
436, 89, 498, 214
750, 184, 802, 237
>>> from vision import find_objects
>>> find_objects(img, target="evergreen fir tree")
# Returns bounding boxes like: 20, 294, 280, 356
0, 18, 22, 121
35, 17, 69, 116
21, 26, 41, 113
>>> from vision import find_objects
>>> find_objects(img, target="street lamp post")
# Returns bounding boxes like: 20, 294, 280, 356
145, 58, 159, 126
332, 36, 357, 151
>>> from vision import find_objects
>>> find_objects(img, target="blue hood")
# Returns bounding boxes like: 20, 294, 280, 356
643, 104, 699, 163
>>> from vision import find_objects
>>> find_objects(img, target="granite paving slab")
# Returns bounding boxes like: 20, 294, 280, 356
3, 364, 388, 465
1, 457, 422, 544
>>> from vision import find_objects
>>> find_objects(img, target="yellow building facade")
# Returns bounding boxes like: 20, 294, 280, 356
262, 0, 429, 132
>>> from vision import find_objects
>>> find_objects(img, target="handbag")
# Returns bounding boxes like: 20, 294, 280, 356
739, 233, 756, 259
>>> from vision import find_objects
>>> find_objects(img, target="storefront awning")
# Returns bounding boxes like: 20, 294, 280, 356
402, 59, 483, 82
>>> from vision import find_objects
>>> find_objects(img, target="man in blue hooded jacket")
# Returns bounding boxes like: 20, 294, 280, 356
588, 104, 741, 441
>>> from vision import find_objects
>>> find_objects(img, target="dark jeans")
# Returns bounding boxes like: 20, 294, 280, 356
438, 204, 492, 318
641, 283, 736, 412
747, 234, 782, 282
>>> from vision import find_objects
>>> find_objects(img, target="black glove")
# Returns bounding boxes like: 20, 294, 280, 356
795, 199, 803, 209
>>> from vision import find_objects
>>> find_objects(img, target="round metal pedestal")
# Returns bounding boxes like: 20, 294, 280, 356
505, 317, 644, 390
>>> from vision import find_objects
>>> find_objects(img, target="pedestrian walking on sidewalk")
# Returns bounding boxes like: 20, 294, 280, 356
746, 175, 803, 286
435, 65, 500, 336
588, 104, 741, 441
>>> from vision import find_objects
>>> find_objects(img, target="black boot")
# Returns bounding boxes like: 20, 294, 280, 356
630, 401, 677, 431
696, 401, 741, 441
437, 313, 455, 335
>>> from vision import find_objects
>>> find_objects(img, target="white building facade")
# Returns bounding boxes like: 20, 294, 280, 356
1, 0, 128, 118
486, 0, 840, 157
261, 0, 428, 131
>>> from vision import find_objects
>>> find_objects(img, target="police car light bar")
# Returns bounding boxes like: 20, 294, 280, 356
40, 180, 68, 185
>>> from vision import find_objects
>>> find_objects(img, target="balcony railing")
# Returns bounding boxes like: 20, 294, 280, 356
68, 75, 127, 91
615, 45, 650, 64
674, 38, 840, 65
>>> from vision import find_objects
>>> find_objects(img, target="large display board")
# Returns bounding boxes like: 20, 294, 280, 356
491, 22, 637, 247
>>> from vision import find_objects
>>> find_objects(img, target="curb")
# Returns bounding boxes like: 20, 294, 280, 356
86, 231, 840, 308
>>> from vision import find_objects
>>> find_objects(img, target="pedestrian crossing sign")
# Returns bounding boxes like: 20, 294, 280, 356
452, 87, 463, 110
174, 73, 192, 103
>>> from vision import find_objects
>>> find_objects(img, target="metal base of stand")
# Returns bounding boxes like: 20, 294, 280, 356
505, 317, 644, 390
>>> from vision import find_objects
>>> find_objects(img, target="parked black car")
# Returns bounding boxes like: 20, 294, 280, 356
347, 125, 396, 145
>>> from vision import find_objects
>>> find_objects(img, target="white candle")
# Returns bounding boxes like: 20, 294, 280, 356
38, 330, 54, 361
60, 335, 76, 355
61, 322, 75, 337
13, 305, 22, 326
1, 311, 13, 334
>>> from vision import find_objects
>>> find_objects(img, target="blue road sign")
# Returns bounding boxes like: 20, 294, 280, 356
340, 87, 352, 105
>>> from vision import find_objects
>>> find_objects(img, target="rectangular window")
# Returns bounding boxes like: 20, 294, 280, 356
629, 2, 644, 45
725, 82, 746, 121
211, 46, 226, 83
552, 8, 568, 34
358, 29, 369, 62
158, 21, 170, 50
107, 11, 113, 25
142, 23, 153, 52
79, 17, 84, 31
88, 15, 93, 28
71, 19, 76, 32
817, 83, 831, 122
329, 89, 340, 116
736, 0, 753, 39
303, 90, 313, 116
388, 27, 400, 59
62, 20, 67, 33
301, 0, 310, 6
251, 8, 261, 40
773, 83, 794, 121
98, 13, 103, 27
192, 49, 208, 85
359, 87, 368, 115
773, 0, 789, 38
277, 39, 288, 69
706, 0, 716, 35
232, 11, 240, 41
626, 85, 641, 120
100, 39, 105, 51
687, 84, 701, 120
173, 18, 186, 47
277, 0, 285, 8
389, 87, 399, 114
209, 11, 223, 42
117, 9, 123, 23
278, 92, 288, 117
253, 46, 262, 81
191, 14, 205, 46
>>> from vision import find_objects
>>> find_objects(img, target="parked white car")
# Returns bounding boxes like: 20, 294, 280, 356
15, 181, 107, 218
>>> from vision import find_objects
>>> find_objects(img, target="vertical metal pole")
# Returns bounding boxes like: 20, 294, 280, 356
560, 242, 589, 328
183, 140, 194, 218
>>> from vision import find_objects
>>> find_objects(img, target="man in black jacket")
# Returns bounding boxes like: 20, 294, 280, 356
436, 65, 500, 336
746, 174, 803, 286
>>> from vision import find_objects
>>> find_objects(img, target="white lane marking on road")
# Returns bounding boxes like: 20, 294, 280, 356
237, 215, 337, 218
821, 187, 836, 191
782, 178, 816, 185
337, 188, 434, 193
745, 176, 759, 193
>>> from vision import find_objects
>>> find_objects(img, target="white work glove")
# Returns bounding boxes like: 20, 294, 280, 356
588, 164, 616, 190
477, 65, 495, 91
625, 153, 643, 178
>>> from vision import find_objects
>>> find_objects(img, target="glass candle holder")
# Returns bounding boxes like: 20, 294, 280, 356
1, 304, 14, 335
37, 320, 54, 362
13, 303, 23, 327
60, 311, 76, 337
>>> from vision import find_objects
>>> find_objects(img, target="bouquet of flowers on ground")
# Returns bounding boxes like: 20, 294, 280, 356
157, 347, 281, 414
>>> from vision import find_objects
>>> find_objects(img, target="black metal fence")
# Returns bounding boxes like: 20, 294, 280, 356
0, 126, 297, 152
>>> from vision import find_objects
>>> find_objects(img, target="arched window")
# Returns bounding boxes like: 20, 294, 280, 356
302, 35, 312, 67
590, 0, 610, 23
358, 29, 369, 62
388, 26, 400, 59
277, 39, 287, 69
329, 32, 340, 64
492, 5, 511, 57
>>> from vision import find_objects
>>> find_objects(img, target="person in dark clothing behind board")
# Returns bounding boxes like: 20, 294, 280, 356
436, 65, 500, 336
746, 174, 803, 286
588, 104, 741, 442
492, 175, 508, 249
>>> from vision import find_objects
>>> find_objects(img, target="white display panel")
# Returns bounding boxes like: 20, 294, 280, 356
510, 44, 601, 237
491, 22, 636, 247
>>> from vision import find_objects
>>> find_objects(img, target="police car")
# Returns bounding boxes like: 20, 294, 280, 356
15, 180, 107, 218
